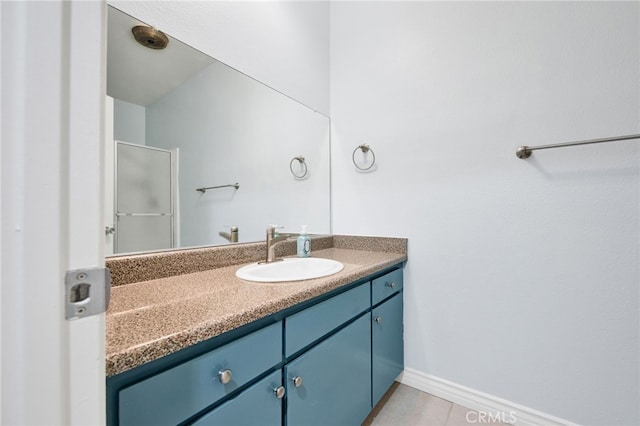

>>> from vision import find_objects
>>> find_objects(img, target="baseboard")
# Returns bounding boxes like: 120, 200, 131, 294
398, 368, 577, 426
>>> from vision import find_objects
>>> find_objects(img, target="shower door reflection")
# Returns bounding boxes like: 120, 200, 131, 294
114, 142, 178, 253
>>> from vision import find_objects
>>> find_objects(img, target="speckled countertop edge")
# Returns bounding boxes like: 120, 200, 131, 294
106, 235, 407, 377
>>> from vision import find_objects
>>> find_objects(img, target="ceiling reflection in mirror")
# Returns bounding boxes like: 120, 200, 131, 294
106, 6, 331, 256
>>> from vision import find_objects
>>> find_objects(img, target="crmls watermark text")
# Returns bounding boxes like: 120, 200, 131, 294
465, 410, 517, 424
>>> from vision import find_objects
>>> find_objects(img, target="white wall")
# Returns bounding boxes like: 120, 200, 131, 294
331, 2, 639, 425
109, 1, 330, 115
113, 99, 145, 145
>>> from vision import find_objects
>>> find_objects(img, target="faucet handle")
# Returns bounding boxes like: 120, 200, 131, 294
267, 225, 284, 235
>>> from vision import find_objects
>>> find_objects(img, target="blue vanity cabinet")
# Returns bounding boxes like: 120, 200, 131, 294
285, 314, 372, 426
117, 321, 282, 426
371, 292, 404, 406
107, 263, 405, 426
190, 370, 283, 426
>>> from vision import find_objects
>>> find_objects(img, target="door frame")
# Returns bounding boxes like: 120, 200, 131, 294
1, 1, 106, 424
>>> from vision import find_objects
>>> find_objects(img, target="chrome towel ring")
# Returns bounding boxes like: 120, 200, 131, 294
290, 155, 308, 179
352, 144, 376, 171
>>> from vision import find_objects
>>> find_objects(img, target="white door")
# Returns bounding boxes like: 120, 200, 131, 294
1, 1, 106, 424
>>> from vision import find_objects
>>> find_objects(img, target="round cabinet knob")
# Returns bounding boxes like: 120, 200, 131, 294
218, 369, 232, 384
386, 282, 395, 289
274, 386, 286, 399
291, 376, 303, 388
375, 316, 383, 324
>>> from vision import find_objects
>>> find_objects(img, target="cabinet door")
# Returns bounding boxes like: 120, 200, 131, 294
191, 370, 282, 426
285, 315, 371, 426
372, 293, 404, 406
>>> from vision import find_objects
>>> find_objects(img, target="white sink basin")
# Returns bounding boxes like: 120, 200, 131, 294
235, 258, 344, 283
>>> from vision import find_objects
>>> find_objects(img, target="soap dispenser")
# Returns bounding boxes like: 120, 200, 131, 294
297, 225, 311, 258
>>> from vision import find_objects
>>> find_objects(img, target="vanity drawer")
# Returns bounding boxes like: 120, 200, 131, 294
118, 321, 282, 426
191, 370, 282, 426
285, 283, 369, 357
372, 268, 403, 305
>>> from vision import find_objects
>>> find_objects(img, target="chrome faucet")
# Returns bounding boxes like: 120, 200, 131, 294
219, 226, 239, 243
263, 226, 297, 263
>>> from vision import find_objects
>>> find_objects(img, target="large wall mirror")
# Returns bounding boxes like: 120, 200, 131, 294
106, 5, 331, 255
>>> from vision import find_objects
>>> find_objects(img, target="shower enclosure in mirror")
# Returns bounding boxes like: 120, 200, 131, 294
106, 5, 331, 255
114, 142, 177, 253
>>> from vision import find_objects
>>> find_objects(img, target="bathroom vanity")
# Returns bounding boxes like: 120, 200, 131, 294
105, 236, 406, 426
104, 5, 406, 424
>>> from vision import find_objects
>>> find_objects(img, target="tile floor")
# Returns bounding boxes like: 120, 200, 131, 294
363, 383, 510, 426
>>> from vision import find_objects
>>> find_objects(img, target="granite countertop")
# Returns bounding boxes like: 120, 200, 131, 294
106, 237, 407, 377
